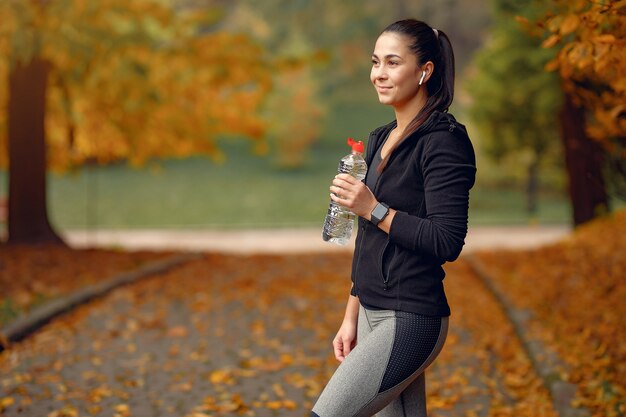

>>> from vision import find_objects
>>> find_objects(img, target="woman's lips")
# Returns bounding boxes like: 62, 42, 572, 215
376, 86, 392, 92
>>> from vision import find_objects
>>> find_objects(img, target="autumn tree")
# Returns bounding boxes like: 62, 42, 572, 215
0, 0, 273, 244
467, 0, 562, 218
534, 0, 626, 225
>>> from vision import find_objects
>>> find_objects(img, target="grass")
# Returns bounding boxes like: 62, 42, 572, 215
469, 186, 572, 225
0, 144, 573, 231
44, 141, 346, 229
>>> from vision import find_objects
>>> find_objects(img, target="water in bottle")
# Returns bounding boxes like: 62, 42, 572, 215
322, 138, 368, 245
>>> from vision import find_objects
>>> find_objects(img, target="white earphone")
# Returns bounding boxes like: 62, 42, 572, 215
419, 70, 426, 85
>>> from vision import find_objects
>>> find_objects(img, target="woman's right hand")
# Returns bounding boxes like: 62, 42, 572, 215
333, 319, 357, 362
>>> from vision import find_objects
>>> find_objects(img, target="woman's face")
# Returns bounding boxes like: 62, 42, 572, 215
370, 32, 424, 108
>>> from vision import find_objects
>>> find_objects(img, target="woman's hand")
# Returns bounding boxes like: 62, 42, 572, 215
333, 319, 357, 362
330, 173, 378, 219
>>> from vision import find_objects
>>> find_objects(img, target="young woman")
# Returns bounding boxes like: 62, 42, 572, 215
311, 19, 477, 417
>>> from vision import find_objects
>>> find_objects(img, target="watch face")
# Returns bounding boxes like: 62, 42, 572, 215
372, 203, 388, 221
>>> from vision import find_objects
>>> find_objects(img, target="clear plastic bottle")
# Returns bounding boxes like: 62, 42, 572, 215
322, 138, 368, 245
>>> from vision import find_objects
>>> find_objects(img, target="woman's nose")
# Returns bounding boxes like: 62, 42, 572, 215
373, 66, 387, 80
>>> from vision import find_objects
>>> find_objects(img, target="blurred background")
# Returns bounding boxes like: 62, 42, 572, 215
0, 0, 624, 242
1, 3, 625, 416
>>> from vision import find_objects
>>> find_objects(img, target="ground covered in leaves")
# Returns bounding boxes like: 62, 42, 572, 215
0, 245, 559, 417
0, 246, 170, 327
475, 209, 626, 417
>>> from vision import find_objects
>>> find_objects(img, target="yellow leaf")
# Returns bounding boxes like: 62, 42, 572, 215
166, 325, 188, 338
209, 369, 235, 385
114, 403, 131, 417
515, 15, 529, 25
272, 383, 286, 398
47, 405, 79, 417
544, 59, 560, 72
594, 34, 616, 43
560, 14, 580, 35
265, 399, 297, 410
0, 397, 15, 411
266, 401, 282, 410
542, 34, 561, 48
547, 15, 563, 33
282, 399, 297, 410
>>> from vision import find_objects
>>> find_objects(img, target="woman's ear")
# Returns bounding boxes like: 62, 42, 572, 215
419, 61, 435, 85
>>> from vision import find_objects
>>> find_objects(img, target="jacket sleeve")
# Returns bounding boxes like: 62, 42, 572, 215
388, 131, 476, 262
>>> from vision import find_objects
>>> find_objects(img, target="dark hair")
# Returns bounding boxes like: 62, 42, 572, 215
378, 19, 455, 171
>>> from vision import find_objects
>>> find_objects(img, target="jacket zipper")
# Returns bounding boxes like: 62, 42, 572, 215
352, 129, 381, 297
352, 220, 366, 296
370, 133, 393, 292
373, 167, 393, 291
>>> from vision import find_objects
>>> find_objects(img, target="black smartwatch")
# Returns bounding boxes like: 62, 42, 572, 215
370, 202, 390, 226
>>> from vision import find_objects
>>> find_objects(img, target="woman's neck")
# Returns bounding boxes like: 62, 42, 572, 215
394, 90, 428, 132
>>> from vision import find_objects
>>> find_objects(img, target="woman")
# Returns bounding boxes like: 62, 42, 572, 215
311, 19, 477, 417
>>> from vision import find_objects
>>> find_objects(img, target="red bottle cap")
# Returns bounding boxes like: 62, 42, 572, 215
347, 137, 364, 153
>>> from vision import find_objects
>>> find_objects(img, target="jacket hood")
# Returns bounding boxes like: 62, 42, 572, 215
367, 110, 468, 164
390, 110, 467, 137
420, 110, 468, 136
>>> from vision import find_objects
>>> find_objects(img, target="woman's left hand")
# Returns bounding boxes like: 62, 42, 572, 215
330, 173, 378, 219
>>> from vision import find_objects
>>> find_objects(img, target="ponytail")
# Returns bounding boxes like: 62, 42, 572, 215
377, 20, 456, 172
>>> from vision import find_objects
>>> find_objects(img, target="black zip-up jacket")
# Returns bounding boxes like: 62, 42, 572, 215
350, 111, 476, 316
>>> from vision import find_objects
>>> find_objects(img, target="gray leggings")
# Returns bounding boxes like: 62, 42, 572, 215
311, 305, 448, 417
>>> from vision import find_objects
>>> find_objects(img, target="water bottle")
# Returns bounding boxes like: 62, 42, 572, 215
322, 138, 368, 245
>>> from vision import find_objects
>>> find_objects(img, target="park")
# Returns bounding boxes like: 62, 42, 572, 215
0, 1, 624, 417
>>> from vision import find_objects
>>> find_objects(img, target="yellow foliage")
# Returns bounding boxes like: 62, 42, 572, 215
0, 0, 275, 171
476, 209, 626, 417
537, 0, 626, 150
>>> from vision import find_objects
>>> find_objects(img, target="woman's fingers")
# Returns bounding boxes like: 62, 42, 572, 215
342, 337, 353, 358
329, 174, 377, 217
333, 174, 356, 188
329, 185, 344, 196
333, 335, 354, 362
335, 173, 356, 182
333, 336, 345, 362
330, 176, 360, 196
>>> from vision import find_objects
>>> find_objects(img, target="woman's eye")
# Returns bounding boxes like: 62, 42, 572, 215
388, 61, 398, 66
371, 59, 379, 65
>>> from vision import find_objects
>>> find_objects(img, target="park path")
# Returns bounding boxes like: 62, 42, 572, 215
63, 225, 570, 253
0, 249, 557, 417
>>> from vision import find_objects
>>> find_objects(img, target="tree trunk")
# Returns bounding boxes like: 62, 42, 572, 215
558, 90, 608, 227
7, 57, 64, 245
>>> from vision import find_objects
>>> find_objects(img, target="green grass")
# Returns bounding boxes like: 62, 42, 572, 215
469, 186, 572, 225
0, 144, 574, 231
44, 141, 346, 229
